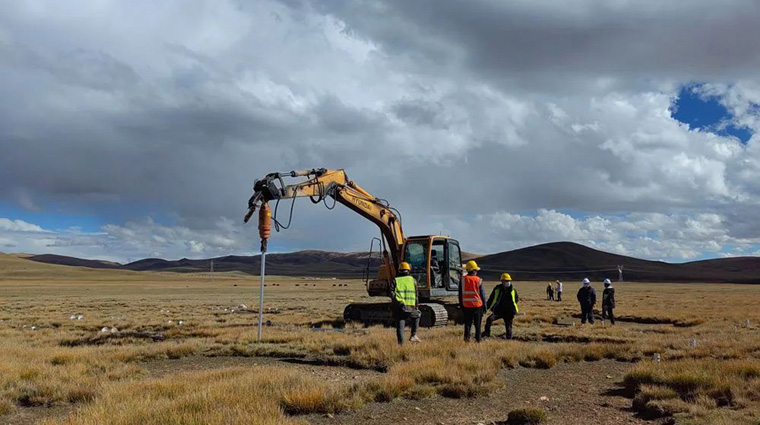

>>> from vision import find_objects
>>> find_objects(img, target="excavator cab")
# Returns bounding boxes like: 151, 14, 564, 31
403, 236, 462, 299
365, 235, 462, 300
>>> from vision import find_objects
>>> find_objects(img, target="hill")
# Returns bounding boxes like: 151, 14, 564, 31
26, 251, 381, 277
27, 254, 119, 269
476, 242, 760, 283
20, 242, 760, 283
122, 251, 381, 277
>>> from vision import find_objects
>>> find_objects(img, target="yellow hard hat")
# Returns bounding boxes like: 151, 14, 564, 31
500, 273, 512, 281
465, 260, 480, 271
399, 262, 412, 271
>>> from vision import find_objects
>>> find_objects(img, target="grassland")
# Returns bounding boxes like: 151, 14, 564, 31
1, 253, 760, 424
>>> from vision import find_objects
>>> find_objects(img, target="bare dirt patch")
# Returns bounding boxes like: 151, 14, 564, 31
306, 360, 649, 425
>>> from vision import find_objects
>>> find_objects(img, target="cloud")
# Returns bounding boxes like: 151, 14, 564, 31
0, 218, 45, 233
475, 209, 752, 261
0, 216, 254, 262
0, 0, 760, 261
1, 209, 757, 263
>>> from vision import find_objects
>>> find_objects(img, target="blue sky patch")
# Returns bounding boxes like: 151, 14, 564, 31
0, 202, 104, 233
672, 85, 752, 143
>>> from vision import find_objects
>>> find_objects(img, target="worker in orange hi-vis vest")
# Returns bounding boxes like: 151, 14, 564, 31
459, 260, 487, 342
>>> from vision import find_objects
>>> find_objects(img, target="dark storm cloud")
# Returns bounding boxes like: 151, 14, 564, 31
320, 0, 760, 90
391, 99, 446, 127
0, 0, 759, 261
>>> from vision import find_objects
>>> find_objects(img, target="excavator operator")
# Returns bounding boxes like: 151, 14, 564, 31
391, 262, 422, 345
430, 249, 442, 288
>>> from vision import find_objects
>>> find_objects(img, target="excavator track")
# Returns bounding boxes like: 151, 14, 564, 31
343, 303, 393, 326
418, 303, 449, 327
343, 302, 449, 328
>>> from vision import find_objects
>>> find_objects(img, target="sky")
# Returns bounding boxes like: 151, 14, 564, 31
1, 0, 760, 263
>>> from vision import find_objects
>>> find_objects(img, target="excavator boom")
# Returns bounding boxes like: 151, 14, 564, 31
245, 168, 404, 280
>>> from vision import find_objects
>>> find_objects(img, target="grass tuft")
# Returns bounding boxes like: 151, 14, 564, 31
632, 385, 678, 418
66, 386, 97, 404
506, 407, 547, 424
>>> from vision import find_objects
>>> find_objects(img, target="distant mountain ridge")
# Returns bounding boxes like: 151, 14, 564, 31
474, 242, 760, 283
28, 250, 382, 277
25, 254, 121, 270
25, 242, 760, 283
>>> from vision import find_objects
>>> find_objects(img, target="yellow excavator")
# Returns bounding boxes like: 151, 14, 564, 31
244, 168, 463, 327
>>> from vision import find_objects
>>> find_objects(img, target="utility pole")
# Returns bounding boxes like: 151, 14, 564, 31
210, 260, 214, 283
618, 265, 624, 282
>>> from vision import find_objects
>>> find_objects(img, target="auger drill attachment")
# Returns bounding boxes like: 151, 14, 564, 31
258, 203, 271, 252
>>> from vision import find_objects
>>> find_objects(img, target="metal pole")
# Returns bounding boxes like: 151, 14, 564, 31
257, 250, 266, 341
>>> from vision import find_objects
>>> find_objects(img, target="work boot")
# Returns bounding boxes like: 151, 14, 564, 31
409, 335, 421, 343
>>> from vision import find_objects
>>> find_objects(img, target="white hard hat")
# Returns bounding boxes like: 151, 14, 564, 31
603, 278, 611, 284
582, 278, 590, 284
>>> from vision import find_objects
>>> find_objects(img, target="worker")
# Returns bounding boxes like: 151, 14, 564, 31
483, 273, 519, 339
546, 282, 554, 301
601, 278, 616, 324
391, 262, 421, 344
459, 260, 487, 342
555, 280, 563, 301
576, 278, 596, 324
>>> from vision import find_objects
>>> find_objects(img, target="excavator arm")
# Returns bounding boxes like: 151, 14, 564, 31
244, 168, 405, 279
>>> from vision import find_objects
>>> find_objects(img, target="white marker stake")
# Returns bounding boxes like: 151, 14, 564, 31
257, 250, 266, 341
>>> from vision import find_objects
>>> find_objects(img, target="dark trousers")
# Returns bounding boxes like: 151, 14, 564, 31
484, 313, 514, 339
547, 291, 554, 301
462, 307, 483, 342
602, 305, 615, 324
395, 311, 420, 345
580, 304, 595, 324
556, 291, 562, 301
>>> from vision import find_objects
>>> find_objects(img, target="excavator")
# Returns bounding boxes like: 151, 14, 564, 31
243, 168, 463, 327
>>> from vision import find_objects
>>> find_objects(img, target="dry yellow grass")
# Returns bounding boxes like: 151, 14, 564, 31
625, 359, 760, 423
2, 253, 760, 424
41, 367, 360, 425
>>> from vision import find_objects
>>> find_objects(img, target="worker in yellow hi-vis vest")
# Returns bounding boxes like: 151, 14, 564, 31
483, 273, 519, 339
391, 262, 421, 345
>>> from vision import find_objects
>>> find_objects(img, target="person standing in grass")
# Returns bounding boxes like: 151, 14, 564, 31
601, 278, 616, 324
483, 273, 519, 339
555, 280, 563, 301
577, 278, 596, 325
459, 260, 487, 342
391, 262, 421, 345
546, 282, 554, 301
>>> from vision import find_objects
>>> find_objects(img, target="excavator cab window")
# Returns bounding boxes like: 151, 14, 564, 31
447, 241, 462, 290
431, 240, 445, 288
403, 241, 428, 288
